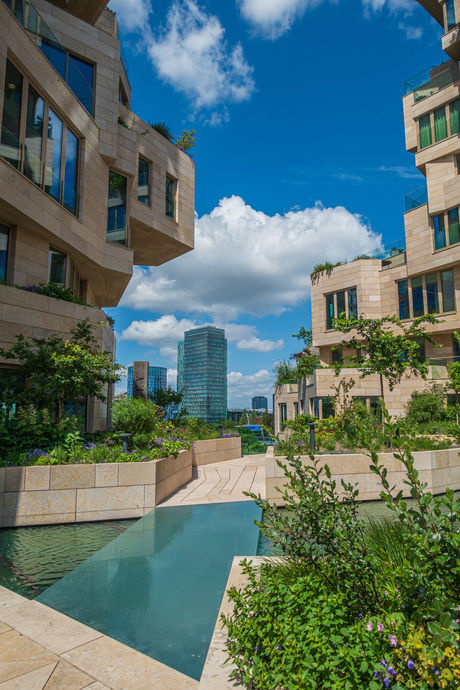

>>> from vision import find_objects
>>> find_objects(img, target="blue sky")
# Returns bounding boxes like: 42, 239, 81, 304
108, 0, 443, 406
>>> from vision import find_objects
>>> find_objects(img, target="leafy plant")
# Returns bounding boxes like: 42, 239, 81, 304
405, 386, 446, 425
174, 128, 196, 157
149, 121, 173, 141
111, 397, 160, 437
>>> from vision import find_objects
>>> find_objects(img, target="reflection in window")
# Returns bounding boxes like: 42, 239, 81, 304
434, 106, 447, 142
434, 213, 447, 250
426, 272, 439, 313
48, 247, 66, 286
138, 157, 149, 205
0, 224, 9, 281
45, 109, 63, 203
0, 59, 23, 169
67, 55, 94, 116
313, 398, 319, 418
165, 176, 176, 219
451, 98, 460, 135
398, 280, 410, 319
326, 293, 334, 330
348, 287, 357, 317
24, 86, 44, 185
441, 269, 455, 312
419, 114, 432, 149
413, 337, 426, 361
411, 276, 424, 317
108, 171, 127, 245
446, 0, 457, 30
331, 346, 342, 366
63, 129, 78, 215
336, 290, 346, 317
448, 208, 460, 245
322, 398, 335, 418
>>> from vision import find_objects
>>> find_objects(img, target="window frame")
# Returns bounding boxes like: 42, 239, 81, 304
138, 156, 150, 206
432, 205, 460, 251
418, 97, 460, 150
48, 246, 67, 287
398, 270, 454, 320
325, 286, 358, 330
165, 175, 177, 221
0, 223, 10, 282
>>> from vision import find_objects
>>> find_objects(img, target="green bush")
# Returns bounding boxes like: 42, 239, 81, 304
111, 397, 160, 436
405, 388, 445, 425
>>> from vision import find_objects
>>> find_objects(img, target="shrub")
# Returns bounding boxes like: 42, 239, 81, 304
405, 387, 445, 425
111, 397, 160, 436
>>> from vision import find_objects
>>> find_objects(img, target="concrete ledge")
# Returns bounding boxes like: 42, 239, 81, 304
193, 438, 242, 466
266, 446, 460, 505
0, 450, 193, 527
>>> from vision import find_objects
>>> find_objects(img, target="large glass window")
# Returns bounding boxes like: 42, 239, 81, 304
322, 398, 335, 418
0, 224, 9, 281
0, 59, 23, 169
446, 0, 457, 30
67, 55, 94, 116
411, 276, 424, 317
434, 106, 448, 142
398, 280, 410, 320
451, 99, 460, 135
425, 272, 439, 313
441, 269, 455, 312
48, 247, 66, 286
434, 213, 447, 250
331, 346, 342, 366
138, 157, 149, 205
45, 109, 63, 203
24, 86, 44, 186
348, 287, 357, 318
326, 293, 334, 330
419, 114, 432, 149
165, 176, 176, 220
448, 208, 460, 245
63, 128, 79, 215
336, 291, 346, 317
108, 171, 127, 245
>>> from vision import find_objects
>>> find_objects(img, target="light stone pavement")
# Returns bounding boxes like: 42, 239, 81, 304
158, 454, 266, 506
0, 454, 266, 689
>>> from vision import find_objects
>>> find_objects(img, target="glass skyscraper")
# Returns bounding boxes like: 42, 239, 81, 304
127, 365, 167, 398
177, 327, 227, 423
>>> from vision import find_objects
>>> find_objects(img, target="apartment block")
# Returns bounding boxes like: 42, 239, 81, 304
177, 327, 227, 423
279, 0, 460, 422
0, 0, 195, 430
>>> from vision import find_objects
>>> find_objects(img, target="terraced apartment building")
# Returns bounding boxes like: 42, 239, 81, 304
275, 0, 460, 430
0, 0, 195, 430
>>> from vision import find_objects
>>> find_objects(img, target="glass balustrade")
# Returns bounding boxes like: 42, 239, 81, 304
405, 186, 428, 212
405, 63, 460, 103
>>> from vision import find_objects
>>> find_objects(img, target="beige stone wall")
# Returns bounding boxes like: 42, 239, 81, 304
192, 437, 242, 466
265, 446, 460, 505
0, 450, 193, 527
273, 383, 298, 435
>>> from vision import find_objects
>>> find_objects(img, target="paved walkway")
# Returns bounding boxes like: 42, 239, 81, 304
159, 454, 266, 506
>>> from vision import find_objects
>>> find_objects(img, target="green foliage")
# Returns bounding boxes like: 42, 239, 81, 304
261, 409, 271, 428
150, 386, 182, 412
0, 319, 122, 418
249, 409, 257, 424
273, 360, 298, 385
111, 397, 160, 436
174, 129, 196, 156
310, 261, 343, 278
405, 386, 446, 425
239, 409, 248, 425
149, 121, 173, 141
239, 426, 267, 455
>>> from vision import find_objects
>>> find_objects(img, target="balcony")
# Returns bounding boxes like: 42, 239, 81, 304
362, 238, 406, 270
405, 62, 460, 103
405, 185, 428, 212
2, 0, 94, 115
0, 125, 79, 217
429, 356, 460, 379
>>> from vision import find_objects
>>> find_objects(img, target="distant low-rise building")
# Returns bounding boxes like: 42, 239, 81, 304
252, 396, 268, 410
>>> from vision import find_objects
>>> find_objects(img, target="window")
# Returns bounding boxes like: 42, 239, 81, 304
279, 403, 287, 425
446, 0, 457, 30
138, 157, 149, 205
48, 247, 66, 286
0, 224, 9, 281
69, 259, 86, 301
441, 269, 455, 312
419, 114, 432, 149
419, 98, 460, 150
451, 99, 460, 135
434, 106, 447, 142
107, 171, 127, 245
165, 176, 176, 220
322, 398, 335, 418
453, 334, 460, 361
433, 213, 447, 250
413, 337, 426, 361
449, 208, 460, 245
331, 346, 342, 366
398, 280, 410, 319
66, 54, 94, 116
0, 60, 80, 216
426, 272, 439, 313
411, 276, 424, 317
313, 398, 319, 418
325, 287, 358, 330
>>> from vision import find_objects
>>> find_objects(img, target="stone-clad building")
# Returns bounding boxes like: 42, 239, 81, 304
277, 0, 460, 423
0, 0, 195, 429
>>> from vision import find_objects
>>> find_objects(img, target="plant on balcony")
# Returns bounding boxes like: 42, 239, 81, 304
149, 121, 174, 141
174, 129, 196, 157
310, 260, 343, 279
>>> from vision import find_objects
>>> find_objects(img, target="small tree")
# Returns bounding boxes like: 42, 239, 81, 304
239, 409, 248, 425
249, 409, 257, 424
261, 409, 270, 427
174, 129, 196, 157
0, 319, 123, 419
150, 386, 183, 416
333, 314, 440, 420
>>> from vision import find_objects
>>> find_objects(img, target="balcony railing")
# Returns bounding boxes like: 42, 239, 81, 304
0, 125, 79, 216
405, 63, 460, 103
405, 185, 428, 212
120, 43, 129, 76
362, 238, 406, 270
2, 0, 94, 115
429, 356, 460, 379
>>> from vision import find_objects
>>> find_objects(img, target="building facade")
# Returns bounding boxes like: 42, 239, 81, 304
277, 0, 460, 421
127, 364, 167, 398
177, 327, 227, 423
252, 396, 268, 410
0, 0, 195, 430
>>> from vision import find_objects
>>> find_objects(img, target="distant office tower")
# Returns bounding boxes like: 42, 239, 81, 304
127, 363, 167, 399
252, 396, 268, 410
177, 327, 227, 423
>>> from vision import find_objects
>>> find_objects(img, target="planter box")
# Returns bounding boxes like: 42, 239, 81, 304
192, 437, 242, 466
266, 446, 460, 505
0, 450, 193, 527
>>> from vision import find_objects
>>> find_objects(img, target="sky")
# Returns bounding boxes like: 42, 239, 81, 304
107, 0, 444, 407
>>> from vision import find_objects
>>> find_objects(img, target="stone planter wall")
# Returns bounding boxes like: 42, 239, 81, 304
266, 446, 460, 505
192, 437, 241, 466
0, 450, 192, 527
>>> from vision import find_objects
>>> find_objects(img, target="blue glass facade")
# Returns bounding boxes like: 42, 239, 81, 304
252, 396, 268, 410
177, 327, 227, 423
127, 365, 167, 398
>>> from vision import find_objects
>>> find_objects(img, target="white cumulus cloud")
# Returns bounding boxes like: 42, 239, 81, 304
236, 337, 284, 352
108, 0, 152, 33
121, 195, 380, 320
227, 369, 275, 407
238, 0, 319, 39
